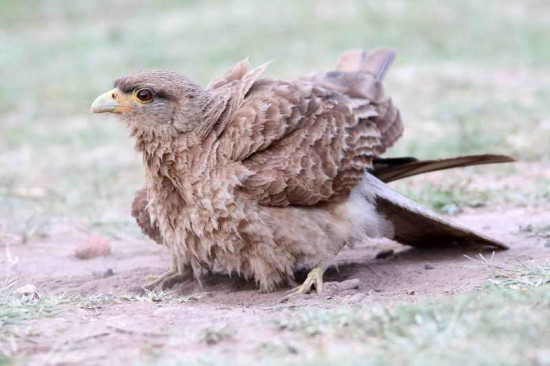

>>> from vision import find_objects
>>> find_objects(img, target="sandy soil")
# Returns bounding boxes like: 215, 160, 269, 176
1, 205, 549, 365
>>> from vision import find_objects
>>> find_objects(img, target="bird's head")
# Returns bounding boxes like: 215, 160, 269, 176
91, 70, 208, 134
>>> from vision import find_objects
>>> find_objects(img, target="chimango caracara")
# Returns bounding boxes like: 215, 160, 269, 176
91, 48, 513, 299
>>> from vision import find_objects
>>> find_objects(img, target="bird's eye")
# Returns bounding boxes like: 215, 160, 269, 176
135, 88, 154, 103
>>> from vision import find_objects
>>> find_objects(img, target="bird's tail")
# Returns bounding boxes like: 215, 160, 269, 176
361, 173, 508, 249
335, 48, 396, 82
372, 154, 516, 183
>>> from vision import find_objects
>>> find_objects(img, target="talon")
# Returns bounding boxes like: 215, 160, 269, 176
141, 256, 192, 291
279, 266, 325, 303
160, 273, 190, 290
142, 270, 177, 291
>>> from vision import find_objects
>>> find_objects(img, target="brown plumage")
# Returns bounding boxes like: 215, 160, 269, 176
91, 48, 513, 295
132, 153, 515, 248
131, 187, 162, 245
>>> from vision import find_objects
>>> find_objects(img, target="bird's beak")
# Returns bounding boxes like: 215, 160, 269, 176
90, 88, 135, 114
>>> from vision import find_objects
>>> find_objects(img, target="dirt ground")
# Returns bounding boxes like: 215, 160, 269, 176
2, 203, 549, 365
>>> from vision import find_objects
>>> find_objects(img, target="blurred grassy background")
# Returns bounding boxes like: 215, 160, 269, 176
0, 0, 549, 240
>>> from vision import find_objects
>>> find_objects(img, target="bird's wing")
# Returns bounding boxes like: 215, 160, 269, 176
131, 187, 163, 245
196, 61, 268, 141
215, 48, 403, 206
220, 78, 385, 206
206, 59, 251, 90
302, 48, 403, 149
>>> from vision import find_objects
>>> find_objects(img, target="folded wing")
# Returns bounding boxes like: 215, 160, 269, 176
218, 48, 400, 206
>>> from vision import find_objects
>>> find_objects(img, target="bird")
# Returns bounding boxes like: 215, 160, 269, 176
91, 48, 514, 298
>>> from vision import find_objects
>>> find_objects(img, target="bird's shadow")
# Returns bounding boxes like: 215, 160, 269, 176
323, 245, 502, 282
173, 244, 502, 295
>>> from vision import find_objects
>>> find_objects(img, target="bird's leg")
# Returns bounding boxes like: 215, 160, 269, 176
141, 256, 193, 291
279, 266, 326, 303
141, 255, 179, 291
159, 260, 193, 290
191, 262, 205, 291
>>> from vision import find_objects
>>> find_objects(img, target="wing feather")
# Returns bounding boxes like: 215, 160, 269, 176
218, 78, 384, 206
214, 49, 400, 207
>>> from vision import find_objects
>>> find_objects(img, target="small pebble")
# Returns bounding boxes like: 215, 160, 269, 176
103, 268, 115, 277
14, 284, 40, 301
424, 264, 435, 270
75, 236, 111, 259
15, 284, 37, 295
349, 293, 366, 303
337, 279, 361, 291
94, 268, 115, 278
375, 249, 394, 259
407, 290, 415, 295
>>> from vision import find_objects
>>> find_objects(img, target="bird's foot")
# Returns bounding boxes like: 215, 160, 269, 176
279, 266, 325, 303
141, 269, 178, 292
160, 273, 190, 290
140, 257, 193, 292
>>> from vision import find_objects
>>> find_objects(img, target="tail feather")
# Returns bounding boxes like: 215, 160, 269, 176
372, 154, 516, 183
335, 48, 396, 81
334, 49, 365, 72
362, 174, 508, 249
